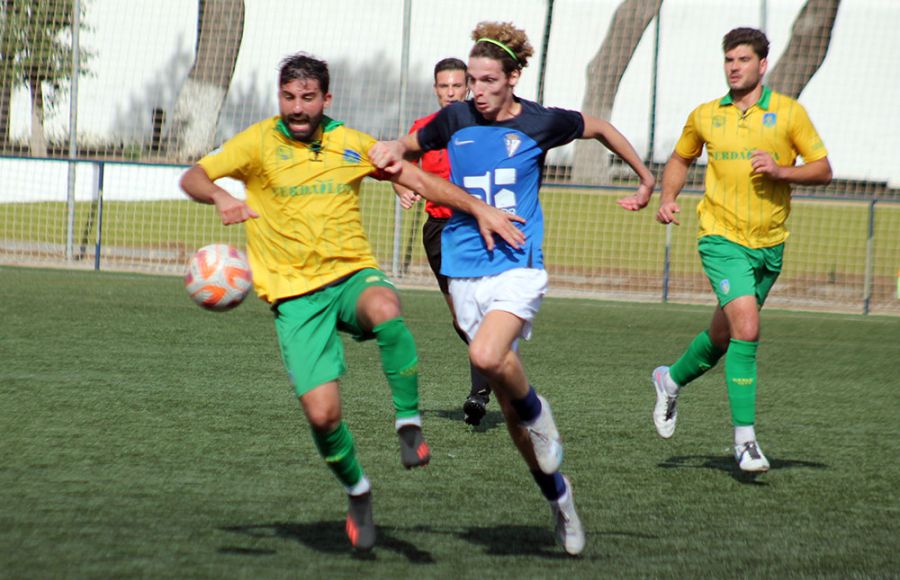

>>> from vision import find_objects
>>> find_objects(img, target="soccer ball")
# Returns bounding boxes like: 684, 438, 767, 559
184, 243, 253, 311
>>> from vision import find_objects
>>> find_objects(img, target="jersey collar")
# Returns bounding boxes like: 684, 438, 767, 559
719, 85, 772, 110
275, 115, 345, 142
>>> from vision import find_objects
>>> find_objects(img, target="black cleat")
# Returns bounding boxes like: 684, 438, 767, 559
398, 425, 431, 469
463, 390, 490, 426
346, 491, 375, 551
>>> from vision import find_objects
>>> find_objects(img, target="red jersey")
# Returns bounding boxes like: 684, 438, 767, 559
409, 112, 453, 219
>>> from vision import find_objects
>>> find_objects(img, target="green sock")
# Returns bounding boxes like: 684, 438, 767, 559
373, 317, 420, 419
669, 330, 726, 387
311, 421, 363, 488
725, 339, 758, 426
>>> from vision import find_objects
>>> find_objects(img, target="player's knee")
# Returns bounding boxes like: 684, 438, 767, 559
468, 344, 504, 378
728, 317, 760, 341
731, 326, 759, 342
305, 405, 342, 431
358, 288, 402, 327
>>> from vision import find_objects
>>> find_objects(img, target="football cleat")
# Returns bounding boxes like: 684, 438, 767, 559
463, 389, 490, 426
734, 440, 770, 472
398, 425, 431, 469
526, 395, 563, 475
550, 476, 585, 556
652, 366, 679, 439
345, 491, 375, 551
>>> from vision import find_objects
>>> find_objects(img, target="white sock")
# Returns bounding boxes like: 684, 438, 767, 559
554, 479, 571, 505
346, 475, 371, 496
734, 425, 757, 446
395, 414, 422, 431
663, 370, 679, 396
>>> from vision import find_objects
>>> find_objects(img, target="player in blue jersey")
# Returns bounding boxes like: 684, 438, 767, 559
370, 21, 655, 556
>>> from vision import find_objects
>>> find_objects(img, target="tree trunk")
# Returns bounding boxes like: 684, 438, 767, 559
28, 74, 47, 157
766, 0, 841, 99
0, 0, 15, 150
0, 79, 11, 152
571, 0, 662, 185
166, 0, 244, 162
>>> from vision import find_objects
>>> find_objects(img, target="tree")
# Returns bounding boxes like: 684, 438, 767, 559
766, 0, 841, 98
165, 0, 244, 162
571, 0, 662, 185
0, 0, 88, 157
0, 0, 14, 150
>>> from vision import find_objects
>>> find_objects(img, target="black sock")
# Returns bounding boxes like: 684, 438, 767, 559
469, 363, 490, 397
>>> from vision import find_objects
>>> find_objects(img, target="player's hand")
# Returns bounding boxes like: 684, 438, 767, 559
616, 181, 655, 211
473, 206, 526, 251
750, 150, 783, 180
368, 141, 406, 175
656, 200, 680, 225
397, 190, 421, 209
214, 193, 259, 225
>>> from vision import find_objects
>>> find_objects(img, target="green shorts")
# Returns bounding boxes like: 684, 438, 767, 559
698, 236, 783, 308
273, 268, 397, 396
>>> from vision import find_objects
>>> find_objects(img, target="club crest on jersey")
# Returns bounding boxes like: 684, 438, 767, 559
712, 115, 725, 128
762, 113, 777, 127
504, 133, 521, 157
719, 279, 731, 295
276, 145, 293, 161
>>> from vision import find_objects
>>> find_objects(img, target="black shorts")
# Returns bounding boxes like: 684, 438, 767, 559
422, 216, 449, 295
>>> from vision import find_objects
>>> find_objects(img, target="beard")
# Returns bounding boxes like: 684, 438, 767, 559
282, 113, 321, 142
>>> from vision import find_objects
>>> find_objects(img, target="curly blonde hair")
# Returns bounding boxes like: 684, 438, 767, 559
469, 21, 533, 75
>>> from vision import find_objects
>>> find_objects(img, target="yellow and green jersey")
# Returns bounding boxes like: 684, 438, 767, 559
674, 86, 828, 248
198, 115, 384, 303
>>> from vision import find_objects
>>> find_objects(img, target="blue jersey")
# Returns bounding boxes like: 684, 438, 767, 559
417, 98, 584, 278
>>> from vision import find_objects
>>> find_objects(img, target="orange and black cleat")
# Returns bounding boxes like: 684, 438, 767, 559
345, 491, 375, 551
398, 425, 431, 469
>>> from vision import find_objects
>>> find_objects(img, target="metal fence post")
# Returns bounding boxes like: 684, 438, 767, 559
66, 0, 82, 261
662, 221, 672, 303
863, 197, 876, 314
391, 0, 412, 278
93, 162, 105, 271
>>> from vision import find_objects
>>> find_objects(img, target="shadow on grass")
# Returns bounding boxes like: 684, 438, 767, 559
454, 524, 634, 560
221, 521, 434, 562
220, 521, 604, 561
426, 407, 505, 432
454, 524, 571, 559
658, 454, 828, 485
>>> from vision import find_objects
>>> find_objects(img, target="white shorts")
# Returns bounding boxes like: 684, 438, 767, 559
449, 268, 549, 343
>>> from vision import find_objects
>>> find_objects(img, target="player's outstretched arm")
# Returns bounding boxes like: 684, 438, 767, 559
656, 153, 693, 226
388, 160, 525, 251
180, 165, 259, 226
370, 133, 422, 175
581, 114, 656, 211
390, 140, 426, 209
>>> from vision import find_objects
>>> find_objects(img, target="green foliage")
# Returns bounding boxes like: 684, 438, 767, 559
1, 266, 898, 577
0, 0, 92, 108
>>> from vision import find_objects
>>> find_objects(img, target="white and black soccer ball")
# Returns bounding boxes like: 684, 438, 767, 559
184, 243, 252, 311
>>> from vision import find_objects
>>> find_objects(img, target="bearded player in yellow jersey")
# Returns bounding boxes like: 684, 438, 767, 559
650, 28, 832, 472
180, 53, 524, 552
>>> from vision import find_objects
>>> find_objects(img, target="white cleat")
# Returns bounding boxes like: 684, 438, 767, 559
527, 395, 563, 474
652, 366, 678, 439
734, 441, 770, 472
550, 476, 585, 556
